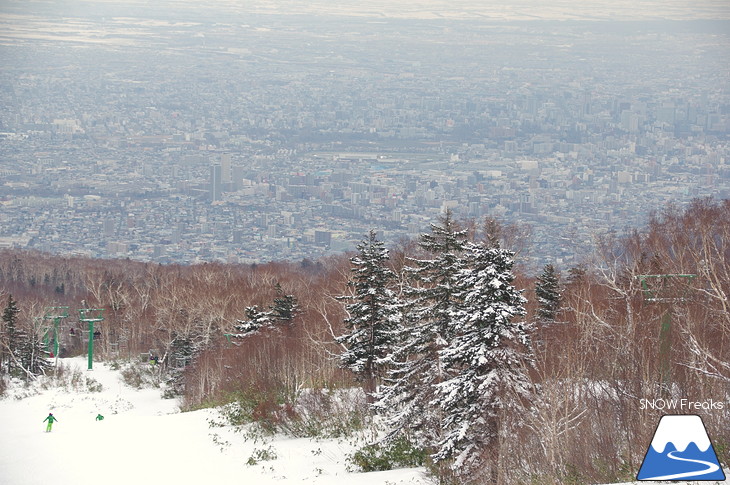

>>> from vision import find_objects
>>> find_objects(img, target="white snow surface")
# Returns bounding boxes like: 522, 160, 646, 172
0, 357, 428, 485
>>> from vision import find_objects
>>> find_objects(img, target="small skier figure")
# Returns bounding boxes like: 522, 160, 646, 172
95, 414, 104, 421
43, 413, 58, 432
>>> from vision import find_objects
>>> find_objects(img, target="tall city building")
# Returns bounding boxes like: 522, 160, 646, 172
220, 153, 232, 184
210, 164, 222, 202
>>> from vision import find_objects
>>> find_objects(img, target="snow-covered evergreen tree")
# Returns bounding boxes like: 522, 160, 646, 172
232, 305, 273, 337
433, 242, 532, 475
1, 295, 21, 374
376, 211, 469, 448
336, 230, 400, 400
535, 263, 561, 323
270, 283, 298, 323
170, 334, 196, 367
164, 332, 199, 396
0, 295, 50, 379
232, 283, 298, 341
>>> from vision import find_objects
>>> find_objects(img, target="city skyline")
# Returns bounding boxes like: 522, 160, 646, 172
0, 0, 728, 271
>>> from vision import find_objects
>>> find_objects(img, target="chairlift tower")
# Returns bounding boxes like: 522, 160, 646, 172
638, 274, 696, 397
78, 308, 104, 370
43, 306, 69, 366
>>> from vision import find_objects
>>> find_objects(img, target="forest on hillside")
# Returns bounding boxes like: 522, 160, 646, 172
1, 197, 728, 484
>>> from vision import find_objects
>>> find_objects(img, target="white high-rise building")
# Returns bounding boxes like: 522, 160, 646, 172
220, 153, 232, 184
210, 164, 222, 202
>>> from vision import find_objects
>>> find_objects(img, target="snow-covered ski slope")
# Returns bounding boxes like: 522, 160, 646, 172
1, 357, 726, 485
0, 357, 426, 485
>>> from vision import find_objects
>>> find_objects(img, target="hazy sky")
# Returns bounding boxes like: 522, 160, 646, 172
2, 0, 730, 21
214, 0, 730, 21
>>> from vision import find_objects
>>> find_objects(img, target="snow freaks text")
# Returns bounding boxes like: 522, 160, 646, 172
639, 398, 726, 411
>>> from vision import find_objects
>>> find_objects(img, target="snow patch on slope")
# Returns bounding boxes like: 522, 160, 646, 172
0, 357, 427, 485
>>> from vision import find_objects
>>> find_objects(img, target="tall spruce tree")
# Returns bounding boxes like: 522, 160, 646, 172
377, 210, 468, 448
166, 333, 195, 395
1, 295, 21, 373
535, 263, 561, 323
270, 283, 298, 323
336, 230, 400, 400
433, 242, 532, 475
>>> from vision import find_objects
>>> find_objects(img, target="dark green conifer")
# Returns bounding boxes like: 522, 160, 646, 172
377, 210, 469, 448
1, 295, 21, 373
270, 283, 298, 323
535, 263, 561, 323
337, 230, 399, 400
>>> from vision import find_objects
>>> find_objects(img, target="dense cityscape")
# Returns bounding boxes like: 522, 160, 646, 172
1, 2, 728, 269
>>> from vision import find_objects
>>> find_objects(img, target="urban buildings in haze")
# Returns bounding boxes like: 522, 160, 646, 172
0, 2, 728, 268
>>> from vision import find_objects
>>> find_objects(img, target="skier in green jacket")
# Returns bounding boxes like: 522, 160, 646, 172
43, 413, 58, 432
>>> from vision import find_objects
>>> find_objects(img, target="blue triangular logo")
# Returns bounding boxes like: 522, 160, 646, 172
637, 415, 726, 481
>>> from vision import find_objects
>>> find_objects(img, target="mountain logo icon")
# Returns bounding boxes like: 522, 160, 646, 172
637, 414, 726, 481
